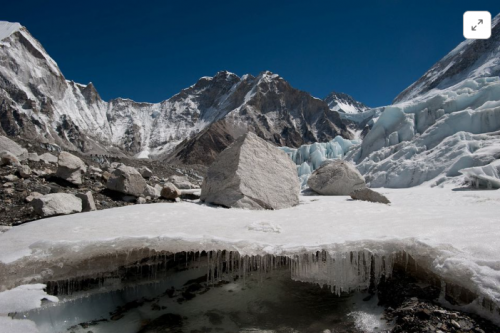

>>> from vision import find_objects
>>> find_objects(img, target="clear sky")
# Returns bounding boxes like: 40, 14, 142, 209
2, 1, 500, 107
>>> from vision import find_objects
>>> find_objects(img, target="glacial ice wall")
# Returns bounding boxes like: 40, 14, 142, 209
347, 77, 500, 188
279, 136, 360, 187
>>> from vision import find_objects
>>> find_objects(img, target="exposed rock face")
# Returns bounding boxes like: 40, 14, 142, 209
161, 183, 181, 200
56, 152, 87, 185
75, 191, 97, 212
0, 151, 19, 166
165, 71, 352, 166
31, 193, 82, 217
0, 136, 27, 160
201, 132, 300, 210
106, 164, 147, 197
307, 160, 365, 195
350, 188, 390, 204
1, 22, 352, 162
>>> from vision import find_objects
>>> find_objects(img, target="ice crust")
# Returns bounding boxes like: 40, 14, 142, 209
0, 284, 57, 333
0, 188, 499, 323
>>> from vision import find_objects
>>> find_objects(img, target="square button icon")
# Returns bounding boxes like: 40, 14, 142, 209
463, 11, 491, 39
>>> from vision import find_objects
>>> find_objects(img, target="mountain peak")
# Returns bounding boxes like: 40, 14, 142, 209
0, 21, 22, 41
324, 91, 369, 114
393, 12, 500, 103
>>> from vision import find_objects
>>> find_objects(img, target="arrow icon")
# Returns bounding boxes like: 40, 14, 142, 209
472, 25, 477, 31
478, 19, 483, 24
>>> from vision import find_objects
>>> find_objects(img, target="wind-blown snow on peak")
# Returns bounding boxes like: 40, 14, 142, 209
324, 91, 369, 114
0, 21, 21, 41
393, 12, 500, 104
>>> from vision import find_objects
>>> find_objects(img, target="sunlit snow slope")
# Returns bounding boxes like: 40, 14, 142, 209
345, 13, 500, 188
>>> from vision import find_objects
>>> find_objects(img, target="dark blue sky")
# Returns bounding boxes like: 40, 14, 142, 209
2, 1, 500, 107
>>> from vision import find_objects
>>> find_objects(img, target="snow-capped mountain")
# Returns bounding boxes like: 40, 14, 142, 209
0, 21, 351, 164
394, 14, 500, 104
347, 13, 500, 188
324, 91, 368, 114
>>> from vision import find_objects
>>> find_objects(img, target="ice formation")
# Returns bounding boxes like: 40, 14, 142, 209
279, 136, 360, 186
0, 284, 58, 333
0, 188, 499, 326
459, 159, 500, 189
347, 77, 500, 188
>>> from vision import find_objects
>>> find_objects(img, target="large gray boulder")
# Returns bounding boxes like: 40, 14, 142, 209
350, 188, 391, 204
32, 193, 82, 217
0, 136, 27, 160
56, 152, 87, 185
106, 164, 147, 197
201, 132, 300, 210
307, 160, 365, 195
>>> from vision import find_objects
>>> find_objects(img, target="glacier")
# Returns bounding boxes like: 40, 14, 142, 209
279, 136, 360, 187
345, 77, 500, 188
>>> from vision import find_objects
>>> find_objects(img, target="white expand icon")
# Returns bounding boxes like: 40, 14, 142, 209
463, 11, 491, 39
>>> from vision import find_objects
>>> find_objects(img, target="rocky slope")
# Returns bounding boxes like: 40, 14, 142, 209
0, 21, 352, 165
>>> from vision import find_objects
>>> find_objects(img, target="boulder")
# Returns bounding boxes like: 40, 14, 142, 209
56, 152, 87, 185
106, 164, 147, 197
307, 160, 365, 195
144, 185, 160, 199
161, 183, 181, 200
39, 153, 58, 164
138, 166, 153, 179
200, 132, 300, 210
25, 192, 43, 203
75, 191, 97, 212
136, 197, 147, 204
3, 174, 18, 182
350, 188, 391, 204
28, 153, 40, 162
0, 151, 20, 166
31, 193, 82, 217
17, 165, 31, 178
0, 136, 28, 160
168, 175, 198, 189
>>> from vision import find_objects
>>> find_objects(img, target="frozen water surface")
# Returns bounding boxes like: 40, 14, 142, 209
0, 187, 499, 330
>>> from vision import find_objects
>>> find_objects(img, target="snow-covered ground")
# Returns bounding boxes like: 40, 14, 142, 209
0, 187, 499, 325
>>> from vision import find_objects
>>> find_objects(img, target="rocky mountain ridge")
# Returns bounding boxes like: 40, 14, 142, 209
0, 21, 356, 165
